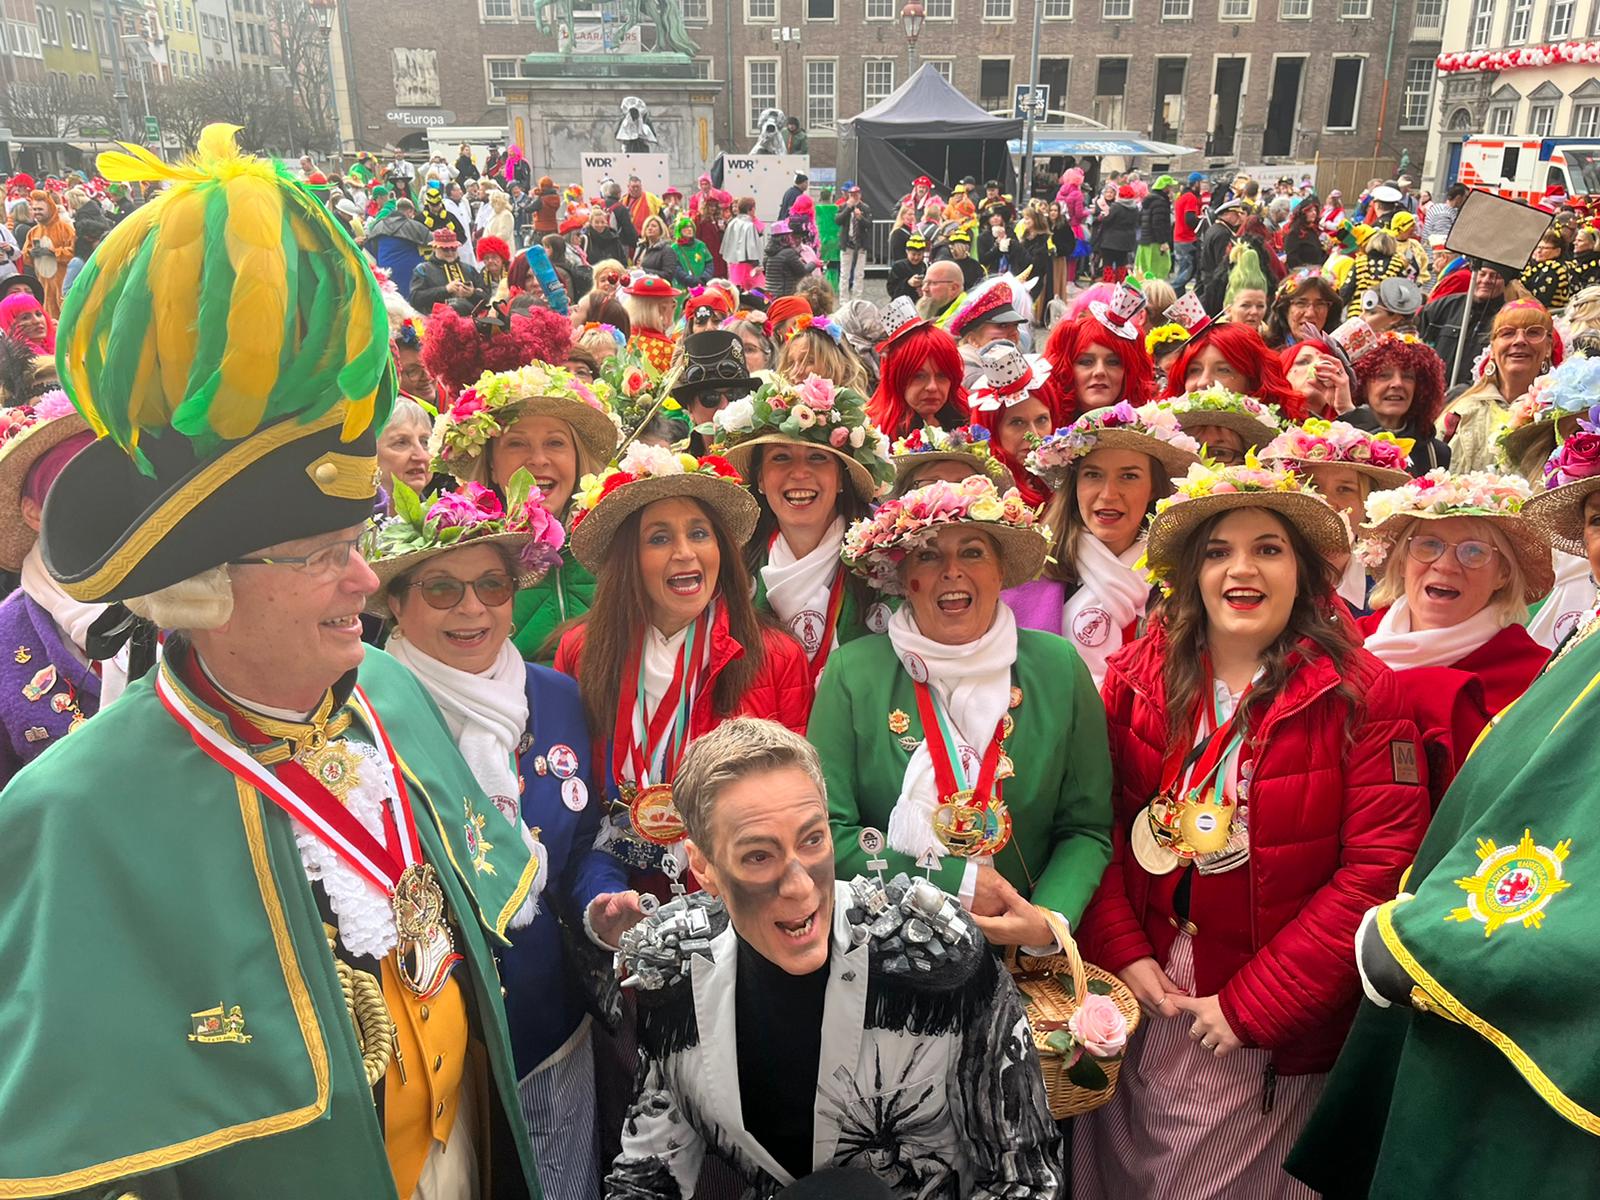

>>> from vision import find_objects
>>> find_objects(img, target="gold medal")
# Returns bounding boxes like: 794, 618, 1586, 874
1130, 805, 1182, 875
391, 862, 460, 998
297, 732, 363, 805
932, 792, 1012, 858
1177, 796, 1236, 855
1009, 686, 1023, 709
996, 753, 1015, 781
629, 783, 687, 845
1001, 713, 1015, 739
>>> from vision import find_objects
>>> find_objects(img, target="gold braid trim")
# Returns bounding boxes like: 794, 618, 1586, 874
325, 925, 394, 1089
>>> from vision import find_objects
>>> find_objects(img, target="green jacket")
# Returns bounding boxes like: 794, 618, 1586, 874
809, 630, 1113, 922
511, 551, 596, 664
816, 205, 840, 265
0, 647, 541, 1200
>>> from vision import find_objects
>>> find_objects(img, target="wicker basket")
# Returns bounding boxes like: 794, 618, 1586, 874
1007, 911, 1142, 1120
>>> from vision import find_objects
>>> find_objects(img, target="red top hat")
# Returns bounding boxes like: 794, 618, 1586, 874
624, 274, 682, 299
431, 226, 461, 247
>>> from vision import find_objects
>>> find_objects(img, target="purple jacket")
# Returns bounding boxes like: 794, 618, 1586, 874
0, 590, 101, 787
1004, 578, 1068, 637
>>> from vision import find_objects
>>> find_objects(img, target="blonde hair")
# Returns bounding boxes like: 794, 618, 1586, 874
1566, 285, 1600, 335
776, 327, 869, 393
125, 566, 235, 631
674, 717, 825, 852
1368, 516, 1528, 624
1140, 279, 1177, 325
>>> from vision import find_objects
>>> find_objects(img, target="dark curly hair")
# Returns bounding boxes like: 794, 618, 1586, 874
1352, 333, 1447, 430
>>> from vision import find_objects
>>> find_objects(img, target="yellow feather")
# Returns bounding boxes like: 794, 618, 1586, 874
341, 392, 375, 441
149, 186, 209, 411
195, 124, 243, 164
65, 205, 160, 428
130, 328, 163, 428
96, 143, 203, 187
214, 176, 286, 439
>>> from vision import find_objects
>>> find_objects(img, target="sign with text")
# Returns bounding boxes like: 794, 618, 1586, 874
1013, 84, 1049, 122
556, 19, 642, 53
580, 152, 671, 200
720, 153, 809, 222
386, 109, 456, 128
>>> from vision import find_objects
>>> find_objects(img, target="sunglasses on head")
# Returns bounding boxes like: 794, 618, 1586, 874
406, 572, 516, 610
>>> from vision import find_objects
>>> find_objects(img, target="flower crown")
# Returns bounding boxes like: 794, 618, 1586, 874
1260, 418, 1413, 471
1025, 401, 1201, 488
391, 317, 424, 350
705, 372, 894, 490
1162, 384, 1283, 429
569, 443, 744, 531
892, 424, 1012, 486
1496, 354, 1600, 449
367, 469, 566, 573
0, 389, 76, 450
781, 313, 843, 344
1355, 468, 1533, 568
842, 474, 1045, 594
429, 362, 611, 470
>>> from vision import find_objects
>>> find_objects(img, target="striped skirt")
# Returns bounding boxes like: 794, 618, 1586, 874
517, 1018, 601, 1200
1072, 934, 1325, 1200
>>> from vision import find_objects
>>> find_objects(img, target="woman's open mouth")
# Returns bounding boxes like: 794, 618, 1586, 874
667, 572, 704, 597
936, 589, 973, 614
1223, 588, 1266, 611
1424, 583, 1460, 602
782, 488, 820, 510
443, 627, 491, 648
1092, 508, 1126, 526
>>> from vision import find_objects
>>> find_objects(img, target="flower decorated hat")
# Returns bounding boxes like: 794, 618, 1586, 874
567, 443, 759, 573
1524, 421, 1600, 556
1145, 456, 1351, 580
967, 342, 1054, 414
705, 372, 894, 502
599, 345, 691, 445
889, 424, 1015, 495
0, 390, 93, 571
430, 361, 620, 482
1163, 385, 1284, 451
842, 475, 1050, 593
1358, 468, 1554, 601
1027, 400, 1203, 491
1259, 418, 1413, 490
1496, 353, 1600, 475
363, 469, 567, 613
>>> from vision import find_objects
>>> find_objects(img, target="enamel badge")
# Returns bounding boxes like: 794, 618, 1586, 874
888, 709, 911, 735
1449, 828, 1572, 937
188, 1003, 252, 1045
22, 665, 56, 702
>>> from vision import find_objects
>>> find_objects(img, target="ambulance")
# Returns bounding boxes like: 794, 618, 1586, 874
1455, 136, 1600, 206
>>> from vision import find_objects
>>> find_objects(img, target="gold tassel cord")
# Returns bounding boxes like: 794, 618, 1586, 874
326, 928, 394, 1089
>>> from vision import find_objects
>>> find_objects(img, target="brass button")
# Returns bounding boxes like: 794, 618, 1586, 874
420, 1005, 430, 1022
435, 1101, 445, 1119
433, 1055, 443, 1072
1168, 916, 1199, 936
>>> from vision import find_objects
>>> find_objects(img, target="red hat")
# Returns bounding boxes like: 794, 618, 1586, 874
765, 295, 812, 331
1117, 184, 1137, 199
914, 175, 933, 188
663, 184, 683, 197
306, 172, 329, 187
624, 274, 682, 299
475, 235, 512, 262
431, 226, 461, 247
687, 288, 733, 319
560, 205, 590, 235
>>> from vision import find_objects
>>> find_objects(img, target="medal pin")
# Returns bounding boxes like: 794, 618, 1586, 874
638, 893, 660, 916
662, 851, 688, 898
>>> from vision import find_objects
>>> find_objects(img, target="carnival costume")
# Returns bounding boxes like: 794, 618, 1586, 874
0, 127, 544, 1199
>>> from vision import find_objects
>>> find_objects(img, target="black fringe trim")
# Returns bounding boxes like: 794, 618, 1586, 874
635, 980, 702, 1058
863, 939, 997, 1037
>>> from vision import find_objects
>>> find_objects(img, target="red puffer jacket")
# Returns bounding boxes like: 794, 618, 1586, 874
1076, 624, 1430, 1075
554, 604, 814, 742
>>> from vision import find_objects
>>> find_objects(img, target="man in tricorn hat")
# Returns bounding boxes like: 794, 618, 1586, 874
0, 125, 545, 1199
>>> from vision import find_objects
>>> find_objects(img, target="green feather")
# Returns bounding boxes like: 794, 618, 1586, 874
277, 202, 300, 382
93, 236, 160, 449
173, 184, 238, 449
270, 212, 339, 406
334, 262, 393, 425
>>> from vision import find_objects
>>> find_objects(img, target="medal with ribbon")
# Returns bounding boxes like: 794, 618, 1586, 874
610, 610, 712, 848
157, 658, 462, 998
912, 679, 1013, 858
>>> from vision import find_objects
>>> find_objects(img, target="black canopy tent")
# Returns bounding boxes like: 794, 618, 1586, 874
839, 65, 1023, 219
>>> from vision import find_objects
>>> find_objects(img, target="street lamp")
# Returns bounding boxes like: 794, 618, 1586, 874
900, 1, 924, 76
308, 0, 339, 159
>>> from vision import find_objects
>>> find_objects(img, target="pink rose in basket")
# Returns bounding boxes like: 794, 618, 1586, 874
1068, 992, 1129, 1059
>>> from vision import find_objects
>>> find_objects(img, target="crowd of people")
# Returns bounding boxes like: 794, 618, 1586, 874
1, 126, 1598, 1200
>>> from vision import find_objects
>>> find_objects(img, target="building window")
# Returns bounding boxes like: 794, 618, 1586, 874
866, 0, 895, 16
1280, 0, 1310, 15
1102, 0, 1130, 15
1469, 0, 1494, 47
1220, 0, 1251, 17
692, 56, 713, 78
978, 58, 1010, 112
679, 0, 708, 17
1506, 0, 1530, 43
38, 6, 59, 43
1093, 56, 1127, 125
71, 10, 89, 45
864, 58, 895, 106
1043, 0, 1072, 15
805, 59, 836, 130
1547, 0, 1574, 39
924, 0, 952, 16
1412, 0, 1441, 31
807, 0, 836, 18
984, 0, 1013, 17
925, 58, 954, 82
1325, 56, 1363, 129
747, 58, 779, 131
1530, 102, 1556, 137
1038, 57, 1069, 123
1400, 57, 1434, 130
485, 57, 519, 103
1488, 103, 1515, 135
1575, 103, 1600, 137
747, 0, 777, 18
481, 0, 512, 20
1338, 0, 1368, 14
1163, 0, 1192, 16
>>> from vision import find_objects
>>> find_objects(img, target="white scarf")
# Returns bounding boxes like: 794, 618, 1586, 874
1527, 551, 1597, 650
762, 518, 845, 661
1362, 595, 1507, 671
1061, 535, 1148, 688
19, 542, 130, 705
1336, 553, 1370, 610
885, 602, 1017, 861
385, 633, 545, 927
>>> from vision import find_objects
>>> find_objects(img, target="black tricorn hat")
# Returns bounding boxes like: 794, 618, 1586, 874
671, 330, 758, 399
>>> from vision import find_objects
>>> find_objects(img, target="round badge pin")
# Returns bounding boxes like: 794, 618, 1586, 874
548, 744, 579, 779
790, 610, 826, 657
562, 777, 589, 812
902, 652, 929, 683
866, 603, 891, 633
859, 827, 886, 855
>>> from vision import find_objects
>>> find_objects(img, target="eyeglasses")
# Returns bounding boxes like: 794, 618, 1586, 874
231, 536, 362, 578
1405, 534, 1501, 571
405, 573, 517, 610
1289, 297, 1332, 312
1492, 325, 1550, 343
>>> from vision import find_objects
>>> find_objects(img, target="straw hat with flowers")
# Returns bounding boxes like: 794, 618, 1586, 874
1026, 400, 1203, 492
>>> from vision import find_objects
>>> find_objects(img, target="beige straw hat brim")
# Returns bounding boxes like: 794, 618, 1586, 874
863, 520, 1050, 591
890, 451, 1015, 496
1147, 490, 1350, 577
1082, 428, 1203, 477
1361, 509, 1555, 602
570, 472, 760, 574
1272, 455, 1412, 492
363, 531, 537, 615
448, 396, 620, 481
0, 412, 92, 571
1175, 410, 1281, 452
723, 433, 881, 502
1524, 476, 1600, 558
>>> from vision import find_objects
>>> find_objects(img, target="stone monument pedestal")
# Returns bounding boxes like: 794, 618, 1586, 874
501, 55, 723, 182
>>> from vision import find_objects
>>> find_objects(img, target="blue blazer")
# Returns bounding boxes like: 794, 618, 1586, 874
501, 663, 628, 1076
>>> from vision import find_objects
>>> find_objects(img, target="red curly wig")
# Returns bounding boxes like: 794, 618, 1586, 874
1160, 322, 1304, 421
868, 324, 969, 439
419, 303, 573, 399
1043, 314, 1157, 415
1353, 334, 1448, 431
475, 235, 512, 263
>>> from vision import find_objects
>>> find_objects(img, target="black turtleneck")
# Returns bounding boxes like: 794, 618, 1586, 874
735, 935, 829, 1181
